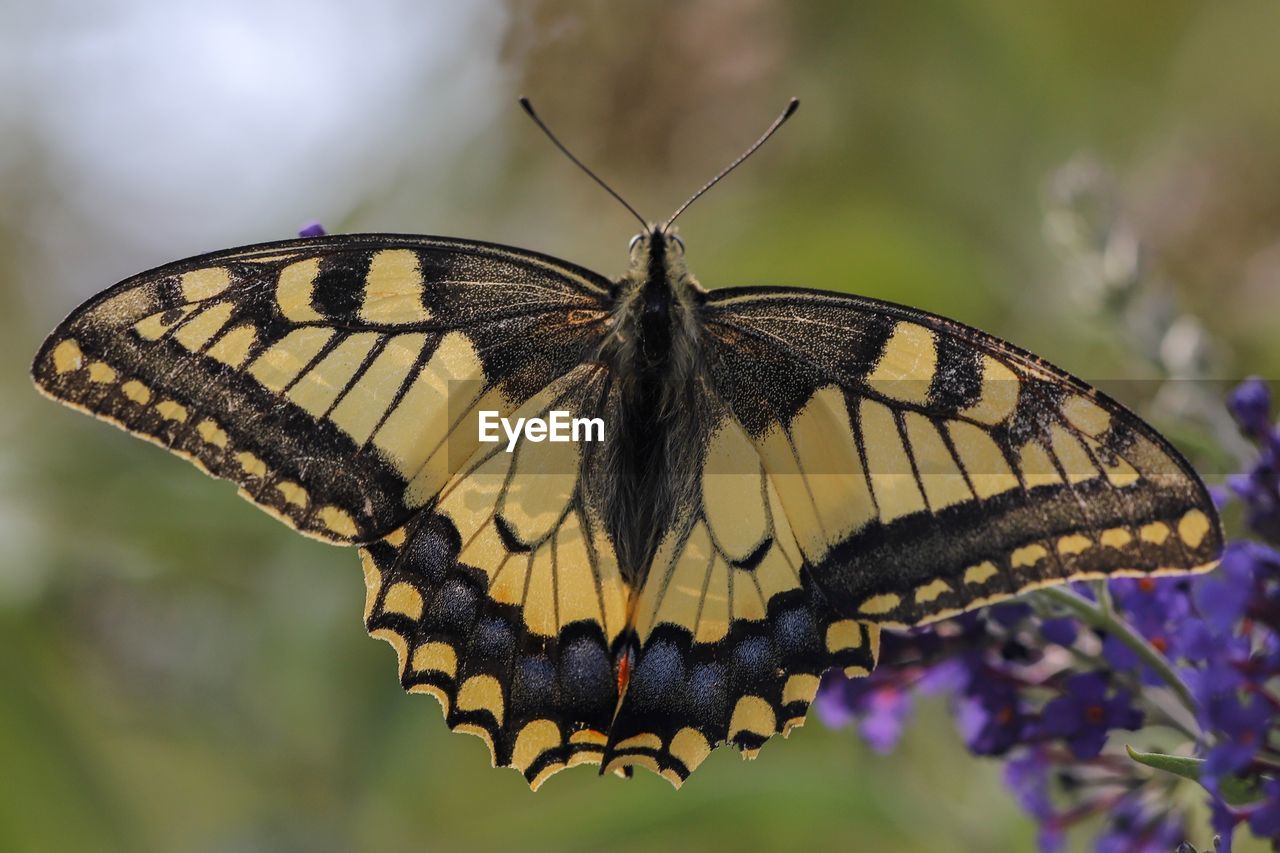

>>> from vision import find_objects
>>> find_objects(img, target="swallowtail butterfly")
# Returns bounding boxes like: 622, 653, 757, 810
32, 100, 1221, 789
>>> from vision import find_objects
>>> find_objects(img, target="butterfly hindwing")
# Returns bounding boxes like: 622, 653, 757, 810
702, 287, 1222, 628
362, 366, 632, 789
32, 234, 612, 544
362, 363, 882, 787
601, 394, 880, 784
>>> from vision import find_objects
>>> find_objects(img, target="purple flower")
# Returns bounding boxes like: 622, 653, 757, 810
1228, 377, 1273, 440
1096, 795, 1186, 853
1004, 750, 1063, 852
1192, 542, 1260, 633
988, 602, 1033, 628
915, 657, 970, 694
1172, 618, 1220, 663
1036, 825, 1064, 853
814, 671, 862, 729
857, 686, 914, 754
1108, 577, 1195, 669
1039, 618, 1078, 646
1184, 645, 1250, 709
1201, 695, 1271, 784
1225, 416, 1280, 545
1210, 797, 1239, 853
1100, 632, 1141, 670
1248, 779, 1280, 838
956, 677, 1031, 756
1230, 469, 1280, 548
1110, 576, 1190, 624
298, 221, 327, 237
815, 672, 915, 753
1223, 378, 1280, 543
1003, 750, 1055, 820
1037, 673, 1142, 759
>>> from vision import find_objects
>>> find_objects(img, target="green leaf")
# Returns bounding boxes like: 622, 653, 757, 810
1125, 745, 1264, 806
1125, 745, 1202, 781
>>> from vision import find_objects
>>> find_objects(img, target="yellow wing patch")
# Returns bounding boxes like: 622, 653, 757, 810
866, 321, 936, 404
360, 249, 432, 324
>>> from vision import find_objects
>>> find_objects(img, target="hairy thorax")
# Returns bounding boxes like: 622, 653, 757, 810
591, 230, 708, 585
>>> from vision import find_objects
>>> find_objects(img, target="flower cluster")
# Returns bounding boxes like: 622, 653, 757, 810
818, 378, 1280, 851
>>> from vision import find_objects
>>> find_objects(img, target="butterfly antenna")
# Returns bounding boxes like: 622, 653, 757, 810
519, 97, 649, 230
662, 98, 799, 233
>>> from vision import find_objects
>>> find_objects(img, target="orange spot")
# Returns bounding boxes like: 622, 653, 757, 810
1085, 704, 1105, 724
1151, 636, 1169, 654
567, 309, 604, 325
617, 650, 632, 696
709, 326, 740, 345
1138, 578, 1156, 593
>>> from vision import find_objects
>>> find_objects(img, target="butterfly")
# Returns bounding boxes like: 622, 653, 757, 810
31, 99, 1222, 790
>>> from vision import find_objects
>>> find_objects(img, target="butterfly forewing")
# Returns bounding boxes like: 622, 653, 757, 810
32, 235, 612, 544
702, 287, 1222, 628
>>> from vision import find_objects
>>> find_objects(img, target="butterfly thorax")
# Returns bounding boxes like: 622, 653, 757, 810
593, 229, 708, 585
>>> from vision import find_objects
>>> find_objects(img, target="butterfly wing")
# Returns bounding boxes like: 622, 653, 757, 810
37, 235, 1225, 790
362, 365, 632, 789
361, 364, 881, 789
598, 284, 1223, 785
600, 387, 880, 784
698, 286, 1223, 626
32, 234, 613, 544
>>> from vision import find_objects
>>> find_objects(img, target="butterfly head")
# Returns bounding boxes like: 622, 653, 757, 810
620, 226, 698, 304
627, 226, 685, 267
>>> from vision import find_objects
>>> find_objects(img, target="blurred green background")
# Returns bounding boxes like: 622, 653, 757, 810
3, 1, 1279, 850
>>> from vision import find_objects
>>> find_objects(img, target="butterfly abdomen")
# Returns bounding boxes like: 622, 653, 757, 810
592, 231, 709, 585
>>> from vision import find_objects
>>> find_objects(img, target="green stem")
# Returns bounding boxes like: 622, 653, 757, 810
1038, 586, 1200, 723
1093, 579, 1116, 620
